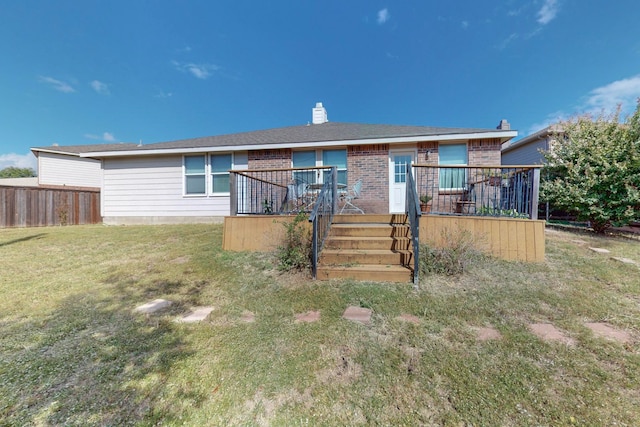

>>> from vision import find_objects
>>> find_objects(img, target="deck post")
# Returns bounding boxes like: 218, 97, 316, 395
531, 168, 540, 221
229, 172, 238, 216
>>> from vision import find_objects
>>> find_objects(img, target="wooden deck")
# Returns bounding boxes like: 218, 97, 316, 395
223, 214, 545, 263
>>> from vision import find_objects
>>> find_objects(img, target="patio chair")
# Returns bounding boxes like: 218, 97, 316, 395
284, 178, 309, 212
339, 179, 364, 214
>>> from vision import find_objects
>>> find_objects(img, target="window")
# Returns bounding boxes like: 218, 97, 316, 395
439, 143, 467, 190
184, 155, 206, 195
211, 153, 232, 194
322, 149, 347, 184
292, 150, 317, 184
393, 154, 412, 184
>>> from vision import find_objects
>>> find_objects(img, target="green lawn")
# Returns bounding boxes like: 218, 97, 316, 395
0, 224, 638, 426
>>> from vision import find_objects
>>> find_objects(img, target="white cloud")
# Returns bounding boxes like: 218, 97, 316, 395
172, 61, 220, 79
525, 111, 567, 136
584, 74, 640, 114
377, 8, 390, 25
0, 152, 38, 170
537, 0, 559, 25
497, 33, 518, 50
90, 80, 110, 95
155, 90, 173, 98
84, 132, 117, 142
524, 74, 640, 136
38, 76, 75, 93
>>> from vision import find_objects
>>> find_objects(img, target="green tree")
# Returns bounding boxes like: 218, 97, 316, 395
0, 167, 36, 178
541, 104, 640, 233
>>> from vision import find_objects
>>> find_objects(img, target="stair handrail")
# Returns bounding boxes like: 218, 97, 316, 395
406, 164, 421, 288
308, 167, 338, 279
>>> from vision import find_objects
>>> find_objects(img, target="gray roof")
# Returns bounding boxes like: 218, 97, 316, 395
33, 122, 513, 156
32, 142, 139, 155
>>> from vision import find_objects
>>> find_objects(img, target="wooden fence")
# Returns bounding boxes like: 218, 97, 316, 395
0, 186, 101, 228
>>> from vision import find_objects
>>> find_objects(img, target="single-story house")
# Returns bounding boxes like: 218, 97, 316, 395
501, 125, 561, 165
31, 103, 517, 225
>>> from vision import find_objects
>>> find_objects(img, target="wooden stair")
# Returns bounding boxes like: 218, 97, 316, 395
317, 214, 414, 282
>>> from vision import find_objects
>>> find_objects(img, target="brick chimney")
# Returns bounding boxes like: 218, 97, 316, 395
312, 102, 328, 124
497, 119, 510, 130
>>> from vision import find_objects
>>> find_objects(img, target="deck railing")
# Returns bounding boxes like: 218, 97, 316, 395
412, 165, 541, 219
309, 167, 338, 279
230, 166, 334, 215
405, 165, 421, 287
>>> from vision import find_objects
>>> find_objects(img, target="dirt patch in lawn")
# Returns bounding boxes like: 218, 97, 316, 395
295, 310, 320, 323
474, 326, 502, 341
584, 322, 633, 344
528, 323, 576, 346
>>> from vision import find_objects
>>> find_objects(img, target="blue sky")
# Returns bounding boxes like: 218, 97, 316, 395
1, 0, 640, 170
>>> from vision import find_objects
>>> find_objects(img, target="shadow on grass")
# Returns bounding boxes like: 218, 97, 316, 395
0, 279, 206, 425
0, 233, 47, 248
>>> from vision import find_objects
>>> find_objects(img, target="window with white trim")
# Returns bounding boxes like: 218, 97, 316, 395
292, 150, 317, 184
322, 149, 347, 185
184, 155, 206, 195
211, 153, 232, 194
439, 143, 467, 190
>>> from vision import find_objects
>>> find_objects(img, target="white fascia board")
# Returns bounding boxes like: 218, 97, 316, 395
80, 130, 517, 158
31, 148, 81, 157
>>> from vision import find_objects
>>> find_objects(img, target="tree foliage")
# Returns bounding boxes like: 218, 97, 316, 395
0, 167, 36, 178
541, 104, 640, 233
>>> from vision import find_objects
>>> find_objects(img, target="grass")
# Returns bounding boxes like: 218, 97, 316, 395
0, 224, 639, 426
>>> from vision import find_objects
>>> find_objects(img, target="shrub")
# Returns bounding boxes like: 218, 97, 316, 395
419, 229, 484, 276
276, 212, 311, 271
541, 104, 640, 233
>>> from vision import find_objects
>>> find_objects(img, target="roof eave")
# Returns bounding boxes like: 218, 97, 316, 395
31, 147, 82, 157
79, 130, 517, 158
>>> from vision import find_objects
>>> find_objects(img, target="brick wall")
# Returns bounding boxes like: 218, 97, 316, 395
417, 141, 439, 166
248, 149, 292, 169
347, 144, 389, 213
468, 138, 501, 165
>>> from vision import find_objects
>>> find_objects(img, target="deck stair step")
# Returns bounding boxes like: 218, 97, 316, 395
317, 214, 415, 283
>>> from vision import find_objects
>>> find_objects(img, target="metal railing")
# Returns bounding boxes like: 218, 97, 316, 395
229, 166, 333, 215
405, 165, 421, 288
412, 165, 541, 219
309, 167, 338, 279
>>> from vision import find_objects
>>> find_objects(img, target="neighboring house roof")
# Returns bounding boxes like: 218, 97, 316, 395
501, 124, 561, 154
32, 121, 517, 158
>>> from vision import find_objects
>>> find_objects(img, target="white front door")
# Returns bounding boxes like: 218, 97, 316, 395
389, 150, 416, 213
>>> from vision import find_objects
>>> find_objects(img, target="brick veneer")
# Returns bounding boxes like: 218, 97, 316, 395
347, 144, 389, 213
468, 138, 501, 165
242, 139, 502, 214
248, 149, 292, 169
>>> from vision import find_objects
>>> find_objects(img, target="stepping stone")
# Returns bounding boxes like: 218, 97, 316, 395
589, 247, 610, 254
241, 311, 255, 323
571, 239, 587, 245
584, 322, 632, 344
528, 323, 576, 346
134, 298, 172, 314
176, 307, 214, 323
396, 314, 421, 324
475, 326, 502, 341
343, 306, 372, 325
611, 257, 638, 266
295, 310, 321, 323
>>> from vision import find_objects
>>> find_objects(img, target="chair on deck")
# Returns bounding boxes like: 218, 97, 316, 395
339, 179, 364, 214
455, 182, 476, 214
284, 178, 309, 213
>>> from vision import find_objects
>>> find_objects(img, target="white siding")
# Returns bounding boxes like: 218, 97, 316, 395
38, 152, 102, 187
102, 155, 231, 217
